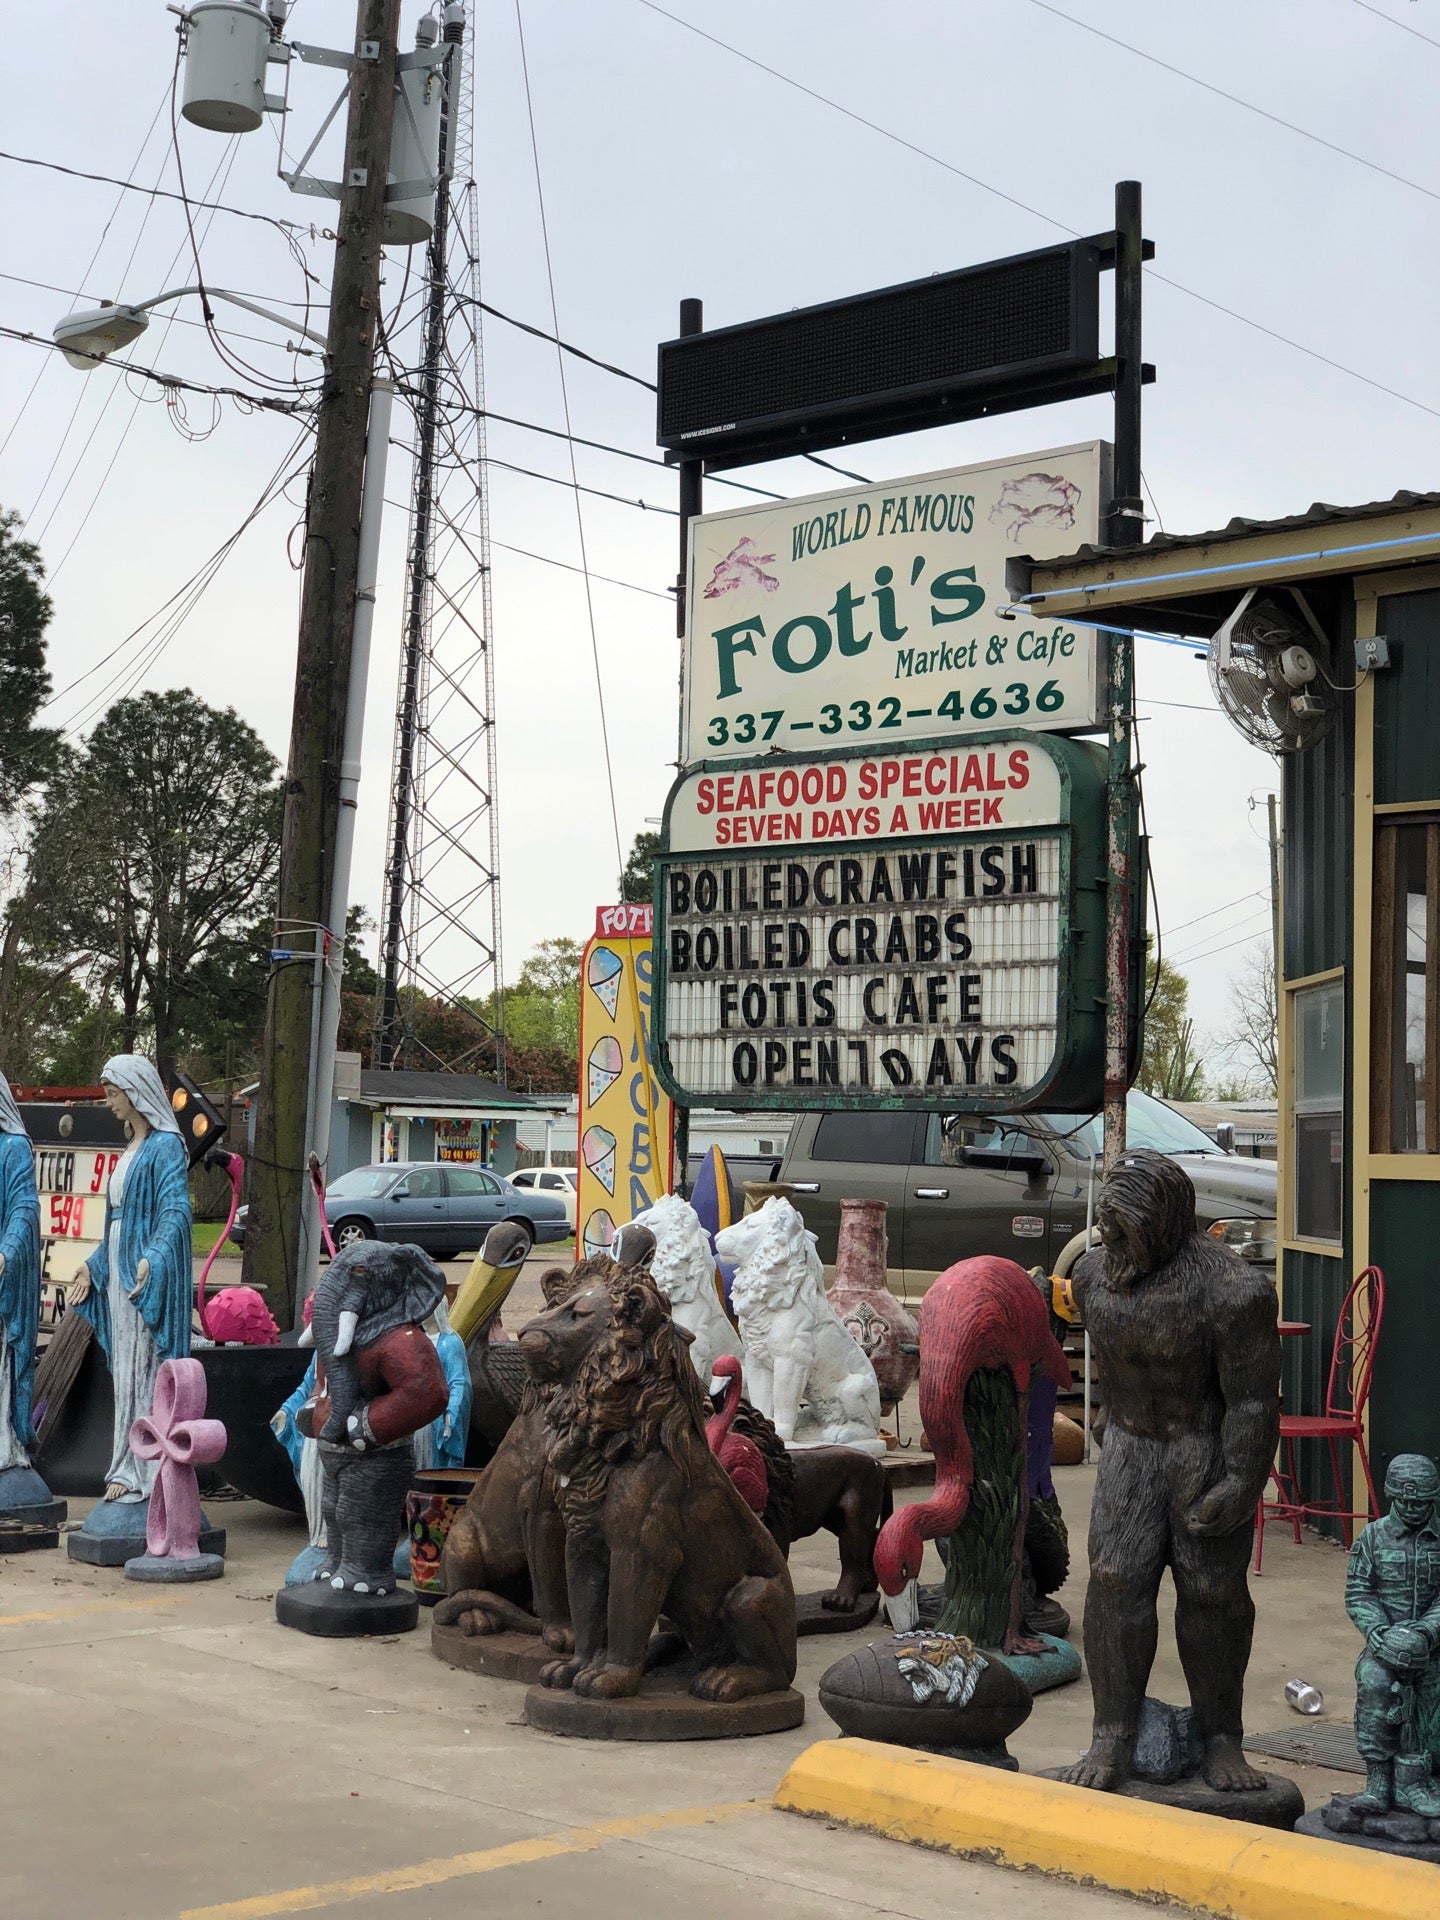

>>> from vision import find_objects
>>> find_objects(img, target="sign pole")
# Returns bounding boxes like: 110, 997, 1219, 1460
1102, 179, 1144, 1174
673, 297, 702, 1195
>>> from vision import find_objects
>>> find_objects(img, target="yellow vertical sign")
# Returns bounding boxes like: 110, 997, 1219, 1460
577, 906, 674, 1258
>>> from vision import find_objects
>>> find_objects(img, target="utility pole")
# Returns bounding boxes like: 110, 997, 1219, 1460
1102, 179, 1144, 1175
671, 296, 703, 1197
243, 0, 403, 1329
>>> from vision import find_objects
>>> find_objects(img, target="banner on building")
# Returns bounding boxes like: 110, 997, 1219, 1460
577, 905, 674, 1258
681, 443, 1107, 768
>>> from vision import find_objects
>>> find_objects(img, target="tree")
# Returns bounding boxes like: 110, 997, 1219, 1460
1218, 944, 1278, 1097
0, 510, 61, 810
1137, 944, 1208, 1101
619, 830, 660, 904
25, 690, 282, 1074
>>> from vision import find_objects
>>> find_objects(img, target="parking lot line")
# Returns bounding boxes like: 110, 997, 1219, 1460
178, 1800, 761, 1920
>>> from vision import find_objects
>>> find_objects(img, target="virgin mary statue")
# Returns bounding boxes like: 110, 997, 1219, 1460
0, 1074, 42, 1491
70, 1055, 192, 1503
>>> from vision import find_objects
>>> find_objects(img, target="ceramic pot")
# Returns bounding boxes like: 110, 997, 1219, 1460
827, 1199, 920, 1414
407, 1467, 480, 1602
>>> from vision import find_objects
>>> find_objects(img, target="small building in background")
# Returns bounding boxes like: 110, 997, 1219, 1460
329, 1054, 568, 1177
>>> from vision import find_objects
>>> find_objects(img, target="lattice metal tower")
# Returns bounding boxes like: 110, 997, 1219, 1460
376, 10, 503, 1073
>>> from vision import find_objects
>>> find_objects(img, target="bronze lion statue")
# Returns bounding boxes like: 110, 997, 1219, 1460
435, 1251, 633, 1646
520, 1265, 797, 1704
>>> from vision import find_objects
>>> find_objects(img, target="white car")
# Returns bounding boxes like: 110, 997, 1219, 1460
509, 1165, 577, 1228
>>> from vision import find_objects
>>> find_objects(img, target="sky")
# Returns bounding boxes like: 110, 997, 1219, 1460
3, 0, 1437, 1074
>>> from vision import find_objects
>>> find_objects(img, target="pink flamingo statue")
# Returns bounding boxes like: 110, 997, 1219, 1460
195, 1150, 278, 1346
706, 1355, 769, 1514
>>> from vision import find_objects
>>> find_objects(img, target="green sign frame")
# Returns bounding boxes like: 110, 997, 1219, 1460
650, 729, 1142, 1116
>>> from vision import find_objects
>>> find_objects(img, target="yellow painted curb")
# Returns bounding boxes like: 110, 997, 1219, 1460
774, 1739, 1440, 1920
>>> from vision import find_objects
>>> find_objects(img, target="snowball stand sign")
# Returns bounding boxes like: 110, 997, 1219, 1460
653, 730, 1134, 1115
680, 442, 1108, 764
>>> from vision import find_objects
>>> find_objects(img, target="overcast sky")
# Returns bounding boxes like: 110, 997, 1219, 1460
3, 0, 1435, 1073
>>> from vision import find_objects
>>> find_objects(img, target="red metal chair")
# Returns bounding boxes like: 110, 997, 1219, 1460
1255, 1265, 1384, 1574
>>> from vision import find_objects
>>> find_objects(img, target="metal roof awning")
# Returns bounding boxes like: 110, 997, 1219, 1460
1004, 491, 1440, 637
372, 1102, 569, 1122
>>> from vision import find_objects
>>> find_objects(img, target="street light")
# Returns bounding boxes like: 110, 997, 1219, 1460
52, 284, 327, 369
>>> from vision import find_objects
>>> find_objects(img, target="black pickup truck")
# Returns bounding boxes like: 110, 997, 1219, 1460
777, 1089, 1277, 1308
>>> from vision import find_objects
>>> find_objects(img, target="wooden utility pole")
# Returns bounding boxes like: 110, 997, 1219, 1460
243, 0, 402, 1327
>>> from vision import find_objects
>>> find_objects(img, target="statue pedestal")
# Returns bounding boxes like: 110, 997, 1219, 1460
993, 1632, 1083, 1695
787, 1433, 888, 1460
0, 1464, 66, 1531
68, 1498, 225, 1568
275, 1581, 419, 1638
1298, 1799, 1440, 1861
1040, 1768, 1304, 1830
795, 1589, 880, 1636
524, 1663, 805, 1741
431, 1617, 552, 1683
125, 1551, 224, 1583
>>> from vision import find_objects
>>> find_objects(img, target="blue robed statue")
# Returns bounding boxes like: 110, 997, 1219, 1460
70, 1055, 193, 1504
0, 1073, 41, 1480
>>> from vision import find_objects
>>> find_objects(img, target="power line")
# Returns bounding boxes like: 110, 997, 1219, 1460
1164, 889, 1269, 940
0, 147, 313, 236
489, 534, 673, 600
479, 450, 678, 515
515, 0, 624, 873
633, 0, 1440, 426
1348, 0, 1440, 52
1028, 0, 1440, 207
1168, 915, 1273, 969
0, 325, 316, 414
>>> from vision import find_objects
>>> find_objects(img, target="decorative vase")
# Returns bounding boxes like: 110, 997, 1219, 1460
827, 1199, 919, 1415
407, 1466, 480, 1603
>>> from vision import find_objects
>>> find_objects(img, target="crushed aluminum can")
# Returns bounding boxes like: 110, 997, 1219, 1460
1285, 1678, 1324, 1715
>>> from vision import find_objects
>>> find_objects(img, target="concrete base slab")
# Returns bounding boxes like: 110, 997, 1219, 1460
275, 1581, 419, 1638
777, 1738, 1440, 1920
1299, 1802, 1440, 1861
431, 1618, 551, 1683
124, 1551, 225, 1583
525, 1668, 805, 1742
0, 1520, 59, 1553
795, 1590, 880, 1636
68, 1520, 225, 1567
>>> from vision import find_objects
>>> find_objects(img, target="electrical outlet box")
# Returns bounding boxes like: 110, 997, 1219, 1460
1356, 634, 1391, 671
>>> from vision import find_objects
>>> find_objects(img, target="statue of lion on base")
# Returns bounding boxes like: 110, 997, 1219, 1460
520, 1265, 797, 1703
717, 1196, 884, 1456
630, 1192, 741, 1385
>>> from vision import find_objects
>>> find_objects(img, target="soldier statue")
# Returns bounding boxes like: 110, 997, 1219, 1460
1343, 1453, 1440, 1819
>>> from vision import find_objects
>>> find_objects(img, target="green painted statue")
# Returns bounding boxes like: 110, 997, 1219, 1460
1346, 1453, 1440, 1818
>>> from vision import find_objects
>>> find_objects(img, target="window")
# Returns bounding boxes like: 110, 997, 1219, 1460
397, 1166, 444, 1200
1293, 978, 1344, 1242
811, 1111, 917, 1164
924, 1115, 1040, 1170
448, 1167, 499, 1196
1033, 1090, 1222, 1162
1373, 819, 1440, 1154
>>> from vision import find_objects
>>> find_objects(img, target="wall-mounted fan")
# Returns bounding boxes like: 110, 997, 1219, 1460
1208, 588, 1338, 754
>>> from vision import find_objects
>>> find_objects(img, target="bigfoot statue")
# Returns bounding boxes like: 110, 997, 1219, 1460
1060, 1150, 1279, 1797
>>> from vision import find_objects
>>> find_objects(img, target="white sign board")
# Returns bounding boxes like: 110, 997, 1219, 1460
661, 833, 1063, 1102
666, 739, 1063, 851
682, 443, 1107, 767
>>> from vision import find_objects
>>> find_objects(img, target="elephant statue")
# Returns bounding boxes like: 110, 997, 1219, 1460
299, 1242, 449, 1596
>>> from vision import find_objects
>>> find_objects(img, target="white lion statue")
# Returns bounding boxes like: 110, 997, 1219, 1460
716, 1196, 885, 1456
629, 1193, 742, 1385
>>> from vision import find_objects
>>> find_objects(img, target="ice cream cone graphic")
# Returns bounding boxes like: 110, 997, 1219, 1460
582, 1125, 617, 1196
582, 1208, 616, 1258
587, 944, 623, 1019
586, 1034, 623, 1105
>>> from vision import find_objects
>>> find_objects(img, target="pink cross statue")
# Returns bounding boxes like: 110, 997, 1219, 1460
129, 1359, 227, 1560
